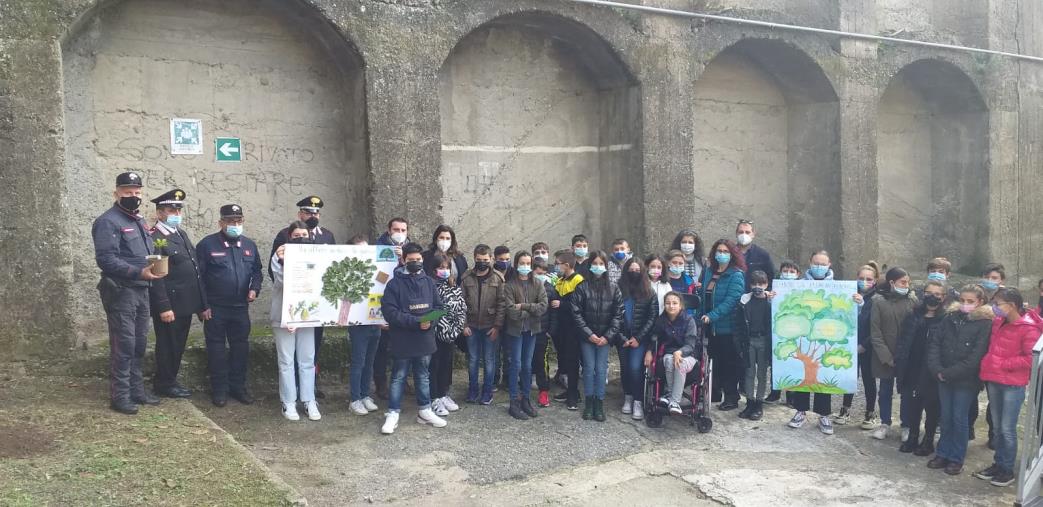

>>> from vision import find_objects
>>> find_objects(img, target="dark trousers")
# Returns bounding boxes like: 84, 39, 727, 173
429, 339, 456, 399
708, 332, 742, 402
203, 305, 250, 396
558, 334, 581, 400
791, 391, 832, 416
152, 313, 192, 391
904, 384, 940, 444
104, 286, 150, 403
532, 332, 551, 391
373, 329, 390, 391
550, 330, 565, 378
843, 351, 877, 413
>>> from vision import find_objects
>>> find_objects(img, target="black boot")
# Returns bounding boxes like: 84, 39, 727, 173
110, 399, 139, 415
593, 397, 606, 422
749, 401, 764, 421
509, 399, 529, 420
915, 434, 936, 457
738, 401, 753, 419
132, 392, 161, 406
582, 396, 594, 420
520, 397, 537, 418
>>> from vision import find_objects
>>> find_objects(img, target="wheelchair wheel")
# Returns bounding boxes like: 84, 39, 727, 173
645, 408, 664, 428
697, 416, 713, 433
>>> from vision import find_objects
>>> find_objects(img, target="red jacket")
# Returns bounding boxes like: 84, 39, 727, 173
980, 311, 1043, 387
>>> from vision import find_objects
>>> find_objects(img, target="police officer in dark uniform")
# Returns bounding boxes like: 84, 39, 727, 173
148, 189, 207, 398
269, 196, 337, 397
91, 171, 165, 414
196, 204, 263, 407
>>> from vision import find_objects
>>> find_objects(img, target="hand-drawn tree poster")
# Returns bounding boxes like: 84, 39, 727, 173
281, 244, 399, 327
771, 280, 858, 394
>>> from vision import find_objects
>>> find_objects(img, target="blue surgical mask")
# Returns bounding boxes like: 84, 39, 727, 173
589, 264, 607, 276
535, 274, 549, 284
992, 304, 1008, 319
808, 265, 829, 279
225, 225, 243, 238
715, 252, 731, 265
927, 272, 947, 282
669, 265, 684, 276
164, 214, 182, 228
516, 265, 532, 276
893, 286, 910, 296
574, 247, 588, 258
981, 280, 999, 291
613, 251, 628, 262
780, 272, 798, 281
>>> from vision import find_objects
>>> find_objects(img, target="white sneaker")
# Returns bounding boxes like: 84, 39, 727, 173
668, 401, 682, 414
442, 396, 460, 412
283, 402, 300, 421
632, 401, 644, 420
872, 424, 890, 440
819, 416, 834, 435
349, 400, 369, 415
306, 401, 321, 421
622, 395, 634, 414
362, 397, 379, 412
432, 398, 450, 417
901, 427, 910, 442
417, 408, 447, 428
788, 411, 806, 428
381, 412, 399, 434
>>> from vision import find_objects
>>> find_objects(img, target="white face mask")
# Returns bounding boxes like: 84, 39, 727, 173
437, 239, 451, 252
390, 232, 407, 244
737, 233, 753, 246
680, 243, 695, 255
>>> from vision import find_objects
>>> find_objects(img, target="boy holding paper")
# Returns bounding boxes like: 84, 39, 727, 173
379, 242, 446, 434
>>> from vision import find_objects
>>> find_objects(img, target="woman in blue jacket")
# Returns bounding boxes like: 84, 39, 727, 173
698, 239, 747, 411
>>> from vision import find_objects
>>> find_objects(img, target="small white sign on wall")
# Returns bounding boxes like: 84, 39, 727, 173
170, 118, 203, 155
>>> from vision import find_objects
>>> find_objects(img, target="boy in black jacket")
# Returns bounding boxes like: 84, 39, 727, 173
734, 270, 772, 420
531, 258, 560, 407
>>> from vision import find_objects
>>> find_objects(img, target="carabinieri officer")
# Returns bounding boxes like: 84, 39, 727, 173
197, 204, 263, 407
148, 189, 206, 398
91, 171, 165, 414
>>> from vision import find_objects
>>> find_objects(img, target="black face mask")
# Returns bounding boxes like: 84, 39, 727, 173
494, 261, 510, 271
406, 261, 423, 274
305, 217, 319, 229
118, 196, 142, 212
624, 271, 642, 282
288, 237, 313, 245
924, 294, 943, 308
474, 261, 490, 272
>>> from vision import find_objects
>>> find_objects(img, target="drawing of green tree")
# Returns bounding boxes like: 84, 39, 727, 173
773, 289, 855, 393
321, 256, 377, 325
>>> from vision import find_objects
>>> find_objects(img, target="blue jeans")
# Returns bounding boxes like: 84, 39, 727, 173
618, 343, 647, 401
937, 382, 979, 464
388, 355, 432, 413
580, 340, 610, 399
878, 377, 895, 425
467, 328, 498, 398
349, 325, 381, 402
987, 382, 1027, 472
506, 332, 536, 399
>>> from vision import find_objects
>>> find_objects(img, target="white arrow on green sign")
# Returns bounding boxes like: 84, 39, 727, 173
215, 137, 242, 162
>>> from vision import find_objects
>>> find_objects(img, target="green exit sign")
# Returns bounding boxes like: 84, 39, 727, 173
215, 137, 241, 162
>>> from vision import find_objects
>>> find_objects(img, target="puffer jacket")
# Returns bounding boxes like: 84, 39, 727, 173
503, 277, 549, 337
541, 280, 561, 338
927, 303, 994, 389
655, 311, 700, 357
460, 269, 506, 330
870, 289, 918, 378
698, 267, 746, 336
570, 279, 624, 344
895, 305, 947, 394
622, 290, 659, 345
980, 310, 1043, 387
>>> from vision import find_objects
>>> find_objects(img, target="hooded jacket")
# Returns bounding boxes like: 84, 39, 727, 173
895, 304, 947, 394
980, 310, 1043, 387
927, 303, 994, 389
870, 288, 918, 378
381, 270, 442, 359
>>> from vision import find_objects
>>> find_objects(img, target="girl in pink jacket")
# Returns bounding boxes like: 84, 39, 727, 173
975, 288, 1043, 487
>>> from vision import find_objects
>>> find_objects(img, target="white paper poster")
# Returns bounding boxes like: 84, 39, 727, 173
170, 118, 203, 155
280, 244, 399, 327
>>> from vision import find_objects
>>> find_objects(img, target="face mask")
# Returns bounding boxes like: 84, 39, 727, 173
589, 264, 607, 277
288, 236, 312, 245
163, 214, 182, 228
752, 287, 766, 297
390, 232, 407, 244
305, 217, 319, 229
474, 261, 490, 272
808, 265, 829, 279
119, 196, 142, 212
924, 294, 942, 307
613, 251, 629, 262
680, 243, 695, 255
893, 286, 910, 296
737, 233, 753, 246
960, 303, 976, 314
535, 274, 549, 284
857, 280, 874, 292
648, 268, 662, 279
534, 253, 549, 262
225, 225, 243, 238
516, 265, 532, 276
981, 280, 999, 291
927, 272, 946, 282
625, 271, 642, 282
780, 272, 798, 280
669, 265, 684, 276
495, 260, 510, 271
435, 268, 451, 281
715, 252, 731, 265
992, 304, 1008, 319
437, 239, 452, 252
574, 247, 588, 258
406, 261, 423, 274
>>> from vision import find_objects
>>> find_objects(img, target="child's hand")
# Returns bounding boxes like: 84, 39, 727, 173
853, 293, 864, 305
673, 351, 683, 369
766, 290, 776, 300
643, 351, 653, 368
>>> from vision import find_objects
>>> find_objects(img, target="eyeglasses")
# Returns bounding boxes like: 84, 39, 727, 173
738, 219, 754, 225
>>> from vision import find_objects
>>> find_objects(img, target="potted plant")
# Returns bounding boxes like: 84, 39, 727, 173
321, 256, 377, 325
147, 238, 170, 276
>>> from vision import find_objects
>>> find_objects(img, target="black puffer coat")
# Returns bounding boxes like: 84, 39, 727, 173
622, 291, 659, 345
570, 278, 624, 345
927, 303, 994, 389
895, 305, 947, 394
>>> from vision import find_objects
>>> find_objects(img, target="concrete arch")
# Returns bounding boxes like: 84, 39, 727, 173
876, 58, 989, 272
60, 0, 369, 339
692, 38, 840, 264
437, 11, 642, 251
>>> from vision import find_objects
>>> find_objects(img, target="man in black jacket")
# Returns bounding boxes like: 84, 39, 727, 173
148, 189, 207, 398
736, 220, 775, 290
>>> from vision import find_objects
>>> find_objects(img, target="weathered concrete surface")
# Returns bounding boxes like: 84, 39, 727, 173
2, 0, 1043, 356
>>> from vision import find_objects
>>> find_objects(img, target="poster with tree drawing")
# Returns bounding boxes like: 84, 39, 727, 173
280, 244, 399, 327
771, 280, 858, 394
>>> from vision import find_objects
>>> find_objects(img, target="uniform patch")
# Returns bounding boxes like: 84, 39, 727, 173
244, 250, 253, 256
121, 227, 135, 233
210, 252, 227, 257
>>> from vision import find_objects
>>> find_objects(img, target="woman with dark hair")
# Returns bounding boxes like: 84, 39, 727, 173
975, 288, 1043, 486
670, 229, 706, 284
571, 250, 624, 422
870, 266, 917, 441
697, 239, 747, 411
425, 224, 468, 285
503, 251, 548, 420
424, 251, 467, 417
618, 257, 658, 420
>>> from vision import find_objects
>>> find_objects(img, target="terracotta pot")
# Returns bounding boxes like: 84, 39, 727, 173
147, 255, 169, 276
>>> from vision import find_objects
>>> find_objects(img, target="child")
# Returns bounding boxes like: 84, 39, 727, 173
618, 257, 658, 420
735, 270, 771, 420
645, 292, 699, 414
836, 262, 880, 428
503, 251, 549, 420
895, 279, 948, 455
347, 234, 383, 416
645, 254, 672, 314
460, 244, 506, 405
426, 251, 467, 417
980, 263, 1006, 301
670, 229, 705, 282
531, 258, 560, 407
607, 238, 632, 286
270, 222, 319, 421
870, 267, 917, 441
553, 250, 585, 410
571, 251, 624, 421
764, 260, 802, 404
571, 235, 592, 278
665, 249, 698, 294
